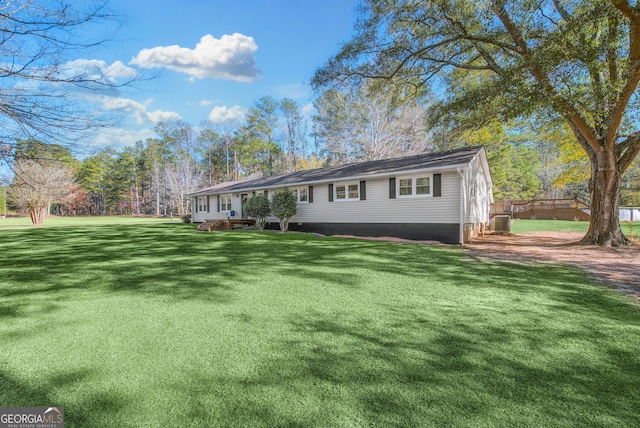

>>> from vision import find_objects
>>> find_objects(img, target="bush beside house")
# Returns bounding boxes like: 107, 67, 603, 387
244, 194, 271, 231
270, 189, 297, 232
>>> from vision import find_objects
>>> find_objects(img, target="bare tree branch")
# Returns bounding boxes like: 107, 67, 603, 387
0, 1, 137, 151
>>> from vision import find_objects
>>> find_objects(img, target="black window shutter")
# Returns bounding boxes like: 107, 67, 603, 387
264, 190, 268, 198
308, 186, 314, 203
328, 184, 334, 202
195, 197, 198, 213
217, 195, 220, 212
433, 174, 442, 197
389, 178, 396, 199
206, 195, 210, 212
360, 181, 366, 200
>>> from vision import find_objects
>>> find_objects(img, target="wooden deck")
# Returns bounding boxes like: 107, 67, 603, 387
197, 218, 256, 231
493, 198, 591, 221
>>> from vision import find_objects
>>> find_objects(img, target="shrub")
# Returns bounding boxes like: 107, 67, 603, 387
270, 189, 297, 232
182, 214, 191, 224
244, 194, 271, 231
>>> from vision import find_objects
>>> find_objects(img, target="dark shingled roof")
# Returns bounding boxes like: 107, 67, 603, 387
190, 146, 483, 196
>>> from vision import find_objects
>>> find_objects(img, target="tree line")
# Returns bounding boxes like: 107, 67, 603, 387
5, 89, 638, 224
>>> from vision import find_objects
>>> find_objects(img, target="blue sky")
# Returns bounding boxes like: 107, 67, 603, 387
81, 0, 360, 149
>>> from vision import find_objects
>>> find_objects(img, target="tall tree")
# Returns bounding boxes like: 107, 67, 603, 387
155, 121, 203, 215
143, 136, 171, 215
314, 0, 640, 246
241, 96, 281, 176
0, 180, 8, 217
314, 85, 429, 163
280, 98, 308, 171
435, 121, 543, 200
14, 139, 77, 164
197, 125, 226, 185
78, 150, 115, 215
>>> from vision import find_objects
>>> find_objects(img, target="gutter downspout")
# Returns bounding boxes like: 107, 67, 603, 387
457, 167, 465, 245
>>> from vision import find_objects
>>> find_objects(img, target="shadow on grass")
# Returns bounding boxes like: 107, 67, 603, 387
1, 225, 452, 304
0, 368, 129, 428
181, 307, 639, 426
167, 301, 639, 426
1, 225, 639, 426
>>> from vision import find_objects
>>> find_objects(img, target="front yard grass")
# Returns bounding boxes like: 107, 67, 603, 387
1, 223, 639, 427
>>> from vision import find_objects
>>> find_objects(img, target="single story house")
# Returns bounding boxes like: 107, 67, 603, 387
188, 146, 493, 244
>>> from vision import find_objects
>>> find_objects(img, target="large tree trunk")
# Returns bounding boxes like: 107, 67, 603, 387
580, 156, 629, 246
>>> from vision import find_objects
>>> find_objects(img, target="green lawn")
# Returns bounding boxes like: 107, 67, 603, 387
511, 218, 640, 236
0, 215, 173, 229
1, 223, 639, 427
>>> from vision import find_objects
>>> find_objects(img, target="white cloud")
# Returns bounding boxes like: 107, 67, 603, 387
200, 100, 213, 106
98, 96, 182, 124
208, 105, 245, 124
91, 127, 156, 149
301, 103, 315, 117
130, 33, 261, 82
60, 59, 138, 84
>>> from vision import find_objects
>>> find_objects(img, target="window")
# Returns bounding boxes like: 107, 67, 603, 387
397, 175, 432, 197
197, 196, 208, 212
416, 177, 430, 195
292, 187, 308, 203
399, 179, 412, 196
220, 194, 232, 211
334, 182, 359, 201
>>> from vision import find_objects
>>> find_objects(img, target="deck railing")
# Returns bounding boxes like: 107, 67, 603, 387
492, 198, 591, 221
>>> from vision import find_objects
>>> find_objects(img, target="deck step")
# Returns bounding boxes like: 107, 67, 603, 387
197, 219, 256, 231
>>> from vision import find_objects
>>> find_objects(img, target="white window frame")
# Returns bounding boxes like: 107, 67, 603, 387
292, 187, 309, 204
397, 174, 433, 197
197, 196, 208, 212
220, 194, 232, 212
334, 182, 360, 201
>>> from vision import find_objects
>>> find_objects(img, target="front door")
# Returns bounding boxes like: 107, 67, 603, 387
241, 194, 248, 218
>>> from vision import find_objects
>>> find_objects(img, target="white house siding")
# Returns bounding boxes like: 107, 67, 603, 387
192, 193, 244, 223
193, 173, 462, 241
286, 173, 460, 224
462, 153, 492, 241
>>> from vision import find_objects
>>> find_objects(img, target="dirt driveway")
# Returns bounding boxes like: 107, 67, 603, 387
464, 232, 640, 302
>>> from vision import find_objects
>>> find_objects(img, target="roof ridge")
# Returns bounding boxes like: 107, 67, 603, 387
189, 146, 484, 196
